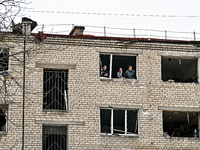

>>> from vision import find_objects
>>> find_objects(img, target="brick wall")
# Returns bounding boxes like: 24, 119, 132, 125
0, 35, 200, 149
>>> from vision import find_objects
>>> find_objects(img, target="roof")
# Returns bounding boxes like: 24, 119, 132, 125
31, 33, 200, 45
3, 31, 200, 45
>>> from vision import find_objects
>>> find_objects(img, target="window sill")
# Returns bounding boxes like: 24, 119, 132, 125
162, 80, 198, 84
100, 133, 139, 137
164, 136, 200, 140
99, 77, 138, 83
43, 109, 68, 113
0, 131, 7, 135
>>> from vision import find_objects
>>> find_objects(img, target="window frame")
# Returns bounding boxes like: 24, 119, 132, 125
99, 53, 138, 80
99, 108, 139, 136
43, 69, 68, 112
0, 48, 11, 73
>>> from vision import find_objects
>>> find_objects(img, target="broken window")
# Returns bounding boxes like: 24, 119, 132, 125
0, 105, 7, 131
42, 126, 67, 150
100, 54, 137, 79
163, 111, 199, 138
0, 48, 9, 72
100, 109, 138, 135
161, 57, 198, 83
43, 69, 68, 111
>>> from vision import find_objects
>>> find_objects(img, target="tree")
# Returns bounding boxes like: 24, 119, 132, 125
0, 0, 28, 32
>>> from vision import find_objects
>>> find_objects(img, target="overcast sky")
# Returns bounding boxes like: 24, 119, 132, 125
15, 0, 200, 40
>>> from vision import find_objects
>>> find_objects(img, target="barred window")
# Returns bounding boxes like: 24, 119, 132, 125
0, 48, 9, 72
42, 126, 67, 150
43, 69, 68, 111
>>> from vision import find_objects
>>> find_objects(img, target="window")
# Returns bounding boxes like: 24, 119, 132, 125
163, 111, 199, 138
100, 54, 137, 79
161, 57, 198, 83
0, 48, 9, 72
100, 109, 138, 135
42, 126, 67, 150
43, 69, 68, 111
0, 105, 7, 131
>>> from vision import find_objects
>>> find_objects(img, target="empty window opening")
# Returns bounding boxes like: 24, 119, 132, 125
113, 110, 125, 134
162, 57, 197, 83
43, 69, 68, 111
127, 110, 138, 134
42, 126, 67, 150
100, 109, 111, 133
100, 109, 138, 135
163, 111, 199, 138
0, 48, 9, 72
100, 54, 137, 79
0, 105, 7, 131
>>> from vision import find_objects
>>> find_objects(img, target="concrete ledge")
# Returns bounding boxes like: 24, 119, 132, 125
158, 106, 200, 112
35, 62, 76, 69
96, 49, 142, 55
158, 52, 200, 58
96, 104, 142, 109
99, 77, 138, 83
35, 120, 84, 125
100, 133, 139, 137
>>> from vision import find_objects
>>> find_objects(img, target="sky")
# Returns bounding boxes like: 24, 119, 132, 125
14, 0, 200, 40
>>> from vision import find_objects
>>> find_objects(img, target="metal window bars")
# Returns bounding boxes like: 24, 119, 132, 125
0, 48, 9, 72
43, 69, 68, 111
42, 126, 67, 150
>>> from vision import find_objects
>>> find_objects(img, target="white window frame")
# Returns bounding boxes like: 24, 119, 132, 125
100, 108, 139, 136
100, 53, 138, 79
0, 48, 10, 73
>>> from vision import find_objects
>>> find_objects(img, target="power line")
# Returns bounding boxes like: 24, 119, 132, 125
21, 10, 200, 18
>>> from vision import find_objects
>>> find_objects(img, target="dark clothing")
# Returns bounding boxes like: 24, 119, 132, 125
101, 70, 109, 77
125, 69, 136, 79
117, 71, 125, 78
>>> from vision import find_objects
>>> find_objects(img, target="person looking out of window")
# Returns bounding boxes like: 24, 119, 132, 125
101, 65, 109, 77
125, 65, 136, 79
117, 67, 125, 78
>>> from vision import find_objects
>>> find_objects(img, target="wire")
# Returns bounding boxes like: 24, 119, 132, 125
35, 24, 200, 35
21, 9, 200, 18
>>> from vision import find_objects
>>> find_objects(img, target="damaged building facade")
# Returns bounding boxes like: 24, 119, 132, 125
0, 18, 200, 149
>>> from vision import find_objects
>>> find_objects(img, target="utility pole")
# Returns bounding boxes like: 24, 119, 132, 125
22, 23, 26, 150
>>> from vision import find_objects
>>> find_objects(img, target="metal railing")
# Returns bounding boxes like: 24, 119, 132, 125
37, 24, 200, 41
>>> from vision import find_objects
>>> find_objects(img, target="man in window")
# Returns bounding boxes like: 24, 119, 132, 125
125, 65, 136, 79
101, 65, 109, 77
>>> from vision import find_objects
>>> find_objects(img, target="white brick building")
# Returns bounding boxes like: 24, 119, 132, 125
0, 19, 200, 149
